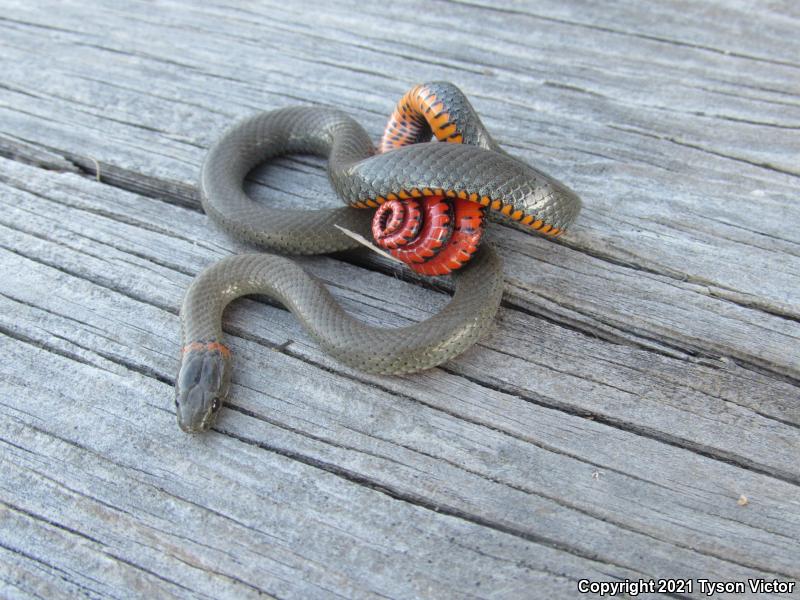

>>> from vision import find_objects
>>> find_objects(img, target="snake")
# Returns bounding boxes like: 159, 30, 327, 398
175, 82, 581, 433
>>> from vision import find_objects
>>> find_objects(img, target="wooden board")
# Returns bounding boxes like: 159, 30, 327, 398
0, 1, 798, 598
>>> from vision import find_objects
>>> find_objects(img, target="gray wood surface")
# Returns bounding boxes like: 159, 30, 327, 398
1, 1, 798, 598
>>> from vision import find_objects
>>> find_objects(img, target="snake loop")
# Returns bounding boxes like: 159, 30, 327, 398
175, 82, 581, 432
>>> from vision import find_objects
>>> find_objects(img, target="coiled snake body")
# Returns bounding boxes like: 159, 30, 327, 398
176, 82, 581, 432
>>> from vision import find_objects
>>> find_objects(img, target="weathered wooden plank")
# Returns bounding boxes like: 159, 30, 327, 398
4, 270, 792, 592
3, 344, 612, 600
1, 158, 799, 591
0, 0, 797, 383
1, 0, 798, 597
2, 156, 798, 452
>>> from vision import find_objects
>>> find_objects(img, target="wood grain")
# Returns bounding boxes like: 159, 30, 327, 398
0, 0, 798, 598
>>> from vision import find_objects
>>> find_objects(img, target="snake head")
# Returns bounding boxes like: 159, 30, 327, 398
175, 342, 232, 433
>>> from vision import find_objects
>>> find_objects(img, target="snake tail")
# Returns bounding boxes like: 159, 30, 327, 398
371, 195, 485, 275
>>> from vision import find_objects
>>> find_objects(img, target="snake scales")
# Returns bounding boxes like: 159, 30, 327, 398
175, 82, 581, 432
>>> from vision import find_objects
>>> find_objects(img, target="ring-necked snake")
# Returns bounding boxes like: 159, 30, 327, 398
175, 82, 581, 432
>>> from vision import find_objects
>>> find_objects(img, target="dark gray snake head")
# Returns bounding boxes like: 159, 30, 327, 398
175, 343, 232, 433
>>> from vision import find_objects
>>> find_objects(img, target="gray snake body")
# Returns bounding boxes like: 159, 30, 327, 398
175, 82, 581, 432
